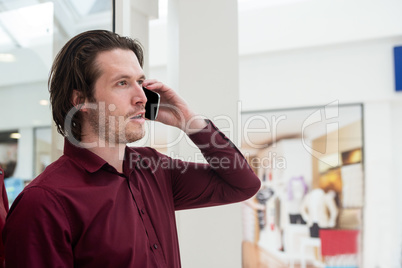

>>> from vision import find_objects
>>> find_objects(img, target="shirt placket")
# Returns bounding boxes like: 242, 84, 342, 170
125, 168, 168, 268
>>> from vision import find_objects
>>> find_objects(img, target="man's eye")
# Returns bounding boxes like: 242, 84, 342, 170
118, 81, 127, 86
138, 80, 144, 85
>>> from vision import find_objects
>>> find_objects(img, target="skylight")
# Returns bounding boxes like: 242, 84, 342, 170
0, 2, 53, 49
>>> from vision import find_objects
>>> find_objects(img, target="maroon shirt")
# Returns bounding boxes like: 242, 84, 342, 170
3, 122, 260, 267
0, 167, 8, 268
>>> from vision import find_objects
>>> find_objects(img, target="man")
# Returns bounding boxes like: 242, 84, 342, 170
3, 30, 260, 267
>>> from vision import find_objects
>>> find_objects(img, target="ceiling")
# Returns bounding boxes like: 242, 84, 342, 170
0, 0, 310, 64
0, 0, 113, 132
0, 0, 112, 89
0, 0, 111, 52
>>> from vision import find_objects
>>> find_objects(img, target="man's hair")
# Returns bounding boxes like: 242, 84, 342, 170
48, 30, 144, 141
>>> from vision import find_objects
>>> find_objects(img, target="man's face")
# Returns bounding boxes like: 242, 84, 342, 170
86, 49, 147, 145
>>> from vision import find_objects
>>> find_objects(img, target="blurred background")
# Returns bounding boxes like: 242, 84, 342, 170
0, 0, 401, 267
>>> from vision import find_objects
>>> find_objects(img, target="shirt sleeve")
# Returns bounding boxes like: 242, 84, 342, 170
170, 120, 261, 210
3, 187, 73, 267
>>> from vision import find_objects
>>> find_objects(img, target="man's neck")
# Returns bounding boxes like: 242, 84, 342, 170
84, 139, 126, 173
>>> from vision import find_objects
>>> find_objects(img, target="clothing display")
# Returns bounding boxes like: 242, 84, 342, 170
255, 187, 274, 230
289, 213, 306, 225
287, 176, 308, 203
300, 189, 338, 236
258, 195, 283, 251
287, 176, 308, 222
320, 229, 359, 267
309, 222, 320, 238
3, 122, 260, 268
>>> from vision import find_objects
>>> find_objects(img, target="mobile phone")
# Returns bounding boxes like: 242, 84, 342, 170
143, 87, 160, 120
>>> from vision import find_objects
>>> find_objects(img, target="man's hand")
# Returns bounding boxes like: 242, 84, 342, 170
142, 80, 208, 134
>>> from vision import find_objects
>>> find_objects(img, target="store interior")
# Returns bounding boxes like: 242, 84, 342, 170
1, 0, 402, 267
241, 105, 364, 267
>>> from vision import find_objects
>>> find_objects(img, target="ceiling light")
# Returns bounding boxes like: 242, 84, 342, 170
0, 53, 15, 62
10, 133, 21, 139
39, 99, 49, 106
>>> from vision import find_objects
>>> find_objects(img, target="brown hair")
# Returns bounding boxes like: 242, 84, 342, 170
48, 30, 144, 141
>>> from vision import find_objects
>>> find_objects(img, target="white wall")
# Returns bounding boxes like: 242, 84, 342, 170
0, 82, 51, 131
239, 37, 402, 110
363, 102, 399, 267
238, 0, 402, 55
393, 102, 402, 266
148, 0, 402, 267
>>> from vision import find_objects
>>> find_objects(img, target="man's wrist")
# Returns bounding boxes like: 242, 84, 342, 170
183, 115, 208, 135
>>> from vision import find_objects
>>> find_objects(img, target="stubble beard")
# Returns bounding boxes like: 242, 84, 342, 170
87, 106, 145, 146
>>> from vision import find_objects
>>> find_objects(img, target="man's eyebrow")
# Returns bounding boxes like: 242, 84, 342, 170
111, 74, 146, 81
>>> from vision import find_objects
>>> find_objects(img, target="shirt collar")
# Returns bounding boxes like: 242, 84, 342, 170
63, 139, 107, 173
123, 147, 141, 176
63, 139, 142, 174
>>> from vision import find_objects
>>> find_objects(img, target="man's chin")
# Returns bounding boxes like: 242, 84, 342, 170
124, 130, 146, 144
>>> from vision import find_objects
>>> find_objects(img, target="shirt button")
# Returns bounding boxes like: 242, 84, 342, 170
0, 170, 2, 175
153, 244, 158, 249
141, 208, 145, 214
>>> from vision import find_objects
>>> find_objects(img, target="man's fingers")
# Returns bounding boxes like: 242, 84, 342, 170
143, 80, 162, 89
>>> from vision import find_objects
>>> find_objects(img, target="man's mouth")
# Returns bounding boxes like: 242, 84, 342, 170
130, 113, 144, 119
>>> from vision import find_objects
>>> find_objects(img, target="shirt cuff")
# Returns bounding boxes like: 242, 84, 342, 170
188, 119, 235, 150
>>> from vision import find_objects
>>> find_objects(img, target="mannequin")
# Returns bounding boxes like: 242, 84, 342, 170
300, 188, 338, 237
287, 176, 308, 224
255, 173, 274, 230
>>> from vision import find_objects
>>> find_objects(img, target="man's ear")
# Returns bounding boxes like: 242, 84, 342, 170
71, 90, 88, 112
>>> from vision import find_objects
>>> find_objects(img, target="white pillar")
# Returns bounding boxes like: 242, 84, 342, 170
115, 0, 158, 75
363, 101, 401, 267
13, 128, 34, 180
167, 1, 241, 267
393, 101, 402, 267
